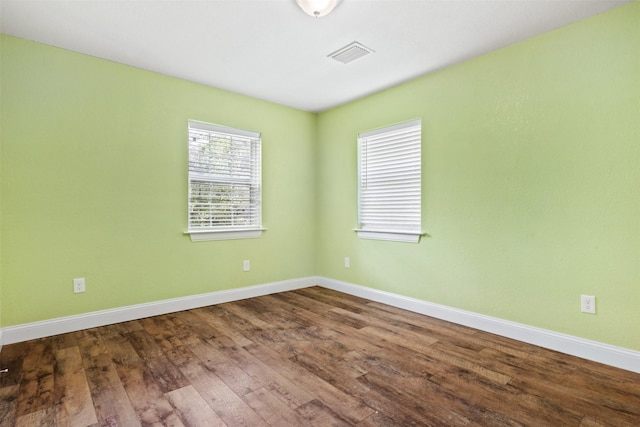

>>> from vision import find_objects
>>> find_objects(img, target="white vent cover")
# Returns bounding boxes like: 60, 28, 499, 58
328, 41, 374, 64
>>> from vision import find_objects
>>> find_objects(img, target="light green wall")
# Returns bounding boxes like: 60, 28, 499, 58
0, 35, 4, 335
316, 3, 640, 350
1, 3, 638, 352
0, 35, 317, 326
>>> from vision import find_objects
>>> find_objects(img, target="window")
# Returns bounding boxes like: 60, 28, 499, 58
356, 119, 423, 243
186, 120, 263, 241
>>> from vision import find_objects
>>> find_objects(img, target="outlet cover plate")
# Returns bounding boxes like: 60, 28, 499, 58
581, 294, 596, 314
73, 278, 86, 293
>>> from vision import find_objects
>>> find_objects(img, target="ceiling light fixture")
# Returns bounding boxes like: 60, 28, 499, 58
295, 0, 341, 17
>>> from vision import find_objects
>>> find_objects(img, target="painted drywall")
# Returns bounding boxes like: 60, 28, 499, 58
1, 3, 639, 354
316, 3, 640, 350
0, 35, 317, 326
0, 35, 3, 337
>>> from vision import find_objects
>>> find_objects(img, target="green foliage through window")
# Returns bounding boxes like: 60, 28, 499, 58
188, 121, 261, 230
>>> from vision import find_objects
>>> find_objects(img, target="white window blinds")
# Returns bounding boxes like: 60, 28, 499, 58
357, 119, 422, 242
188, 121, 262, 234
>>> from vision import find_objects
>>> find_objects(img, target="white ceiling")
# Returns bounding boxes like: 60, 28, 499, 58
0, 0, 631, 112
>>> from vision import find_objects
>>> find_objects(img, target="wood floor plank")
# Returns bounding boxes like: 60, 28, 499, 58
244, 342, 376, 424
357, 371, 475, 426
351, 374, 441, 426
175, 355, 266, 427
289, 347, 373, 401
0, 341, 26, 389
126, 330, 190, 394
356, 410, 408, 427
262, 292, 367, 330
242, 387, 309, 426
100, 326, 186, 427
15, 338, 55, 417
426, 344, 512, 385
165, 385, 226, 427
363, 299, 478, 336
50, 333, 78, 353
429, 365, 584, 426
230, 297, 323, 343
81, 352, 140, 427
343, 323, 447, 378
0, 286, 638, 426
186, 336, 263, 398
508, 375, 640, 426
580, 416, 608, 427
0, 385, 19, 427
118, 320, 145, 333
192, 307, 254, 347
361, 318, 440, 345
346, 347, 497, 426
139, 316, 191, 365
53, 346, 98, 426
218, 302, 273, 330
0, 342, 26, 427
295, 398, 353, 426
356, 302, 486, 349
167, 310, 224, 343
75, 328, 110, 360
75, 326, 140, 427
211, 336, 316, 410
295, 287, 367, 314
290, 339, 370, 380
330, 304, 511, 386
15, 406, 56, 427
276, 291, 502, 386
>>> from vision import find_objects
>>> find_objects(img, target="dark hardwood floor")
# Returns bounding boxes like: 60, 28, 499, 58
1, 286, 639, 426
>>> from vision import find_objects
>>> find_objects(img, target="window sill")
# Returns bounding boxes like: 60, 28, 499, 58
185, 228, 266, 242
354, 229, 424, 243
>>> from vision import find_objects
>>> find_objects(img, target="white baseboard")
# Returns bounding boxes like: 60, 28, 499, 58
1, 277, 317, 345
2, 275, 638, 374
317, 277, 640, 374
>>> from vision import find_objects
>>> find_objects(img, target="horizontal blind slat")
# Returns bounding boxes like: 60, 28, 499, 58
359, 119, 421, 232
188, 121, 262, 230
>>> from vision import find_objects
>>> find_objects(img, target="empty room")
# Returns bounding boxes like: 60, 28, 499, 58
0, 0, 639, 425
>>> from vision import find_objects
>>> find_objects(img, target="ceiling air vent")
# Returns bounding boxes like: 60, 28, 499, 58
328, 41, 374, 64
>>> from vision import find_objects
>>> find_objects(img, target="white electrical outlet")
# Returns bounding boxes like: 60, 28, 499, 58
344, 257, 350, 268
581, 295, 596, 314
73, 277, 86, 293
243, 260, 250, 272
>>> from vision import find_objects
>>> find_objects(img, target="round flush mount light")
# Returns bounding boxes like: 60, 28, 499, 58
295, 0, 341, 17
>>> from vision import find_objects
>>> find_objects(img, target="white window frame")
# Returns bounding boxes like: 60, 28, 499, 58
185, 120, 265, 242
355, 119, 424, 243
